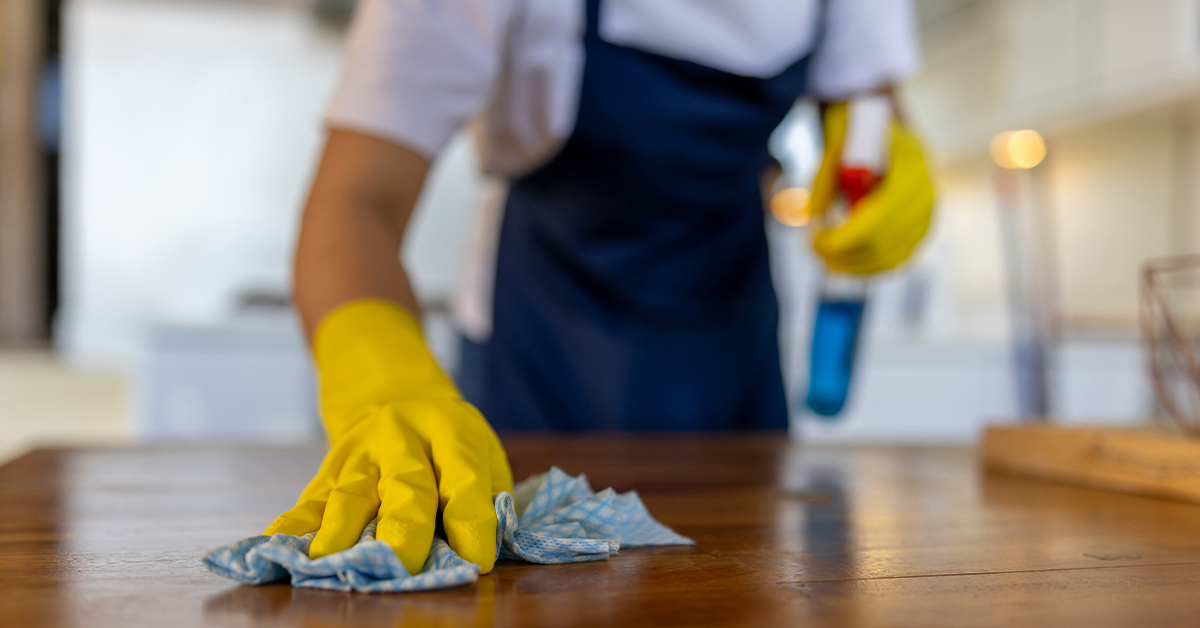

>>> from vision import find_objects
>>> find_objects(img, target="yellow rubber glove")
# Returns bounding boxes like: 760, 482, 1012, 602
808, 102, 936, 275
264, 299, 513, 575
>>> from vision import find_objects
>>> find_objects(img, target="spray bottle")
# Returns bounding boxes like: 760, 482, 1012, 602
805, 95, 891, 418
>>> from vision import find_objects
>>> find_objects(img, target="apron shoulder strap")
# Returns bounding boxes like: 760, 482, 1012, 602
584, 0, 601, 41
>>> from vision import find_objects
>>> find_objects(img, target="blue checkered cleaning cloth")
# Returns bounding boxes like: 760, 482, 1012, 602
202, 467, 693, 592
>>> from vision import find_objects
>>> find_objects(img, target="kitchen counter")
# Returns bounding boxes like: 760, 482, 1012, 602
4, 434, 1200, 627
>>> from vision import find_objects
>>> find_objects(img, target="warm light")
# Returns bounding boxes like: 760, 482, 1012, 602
991, 129, 1046, 169
770, 187, 811, 227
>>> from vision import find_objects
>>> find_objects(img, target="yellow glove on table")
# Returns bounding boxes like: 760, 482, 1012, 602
265, 299, 513, 574
808, 102, 936, 275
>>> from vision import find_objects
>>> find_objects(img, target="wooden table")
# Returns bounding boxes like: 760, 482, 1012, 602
3, 434, 1200, 627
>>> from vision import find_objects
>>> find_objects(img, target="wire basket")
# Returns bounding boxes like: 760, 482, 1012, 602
1141, 255, 1200, 438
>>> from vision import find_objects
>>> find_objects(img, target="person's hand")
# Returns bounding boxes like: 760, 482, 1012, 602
807, 102, 935, 275
264, 300, 513, 574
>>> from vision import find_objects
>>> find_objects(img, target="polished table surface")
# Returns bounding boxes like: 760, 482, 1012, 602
4, 434, 1200, 627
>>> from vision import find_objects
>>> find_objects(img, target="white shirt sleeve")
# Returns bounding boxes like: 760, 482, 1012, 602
325, 0, 515, 159
808, 0, 920, 100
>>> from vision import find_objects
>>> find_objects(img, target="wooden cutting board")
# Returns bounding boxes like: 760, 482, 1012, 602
982, 424, 1200, 504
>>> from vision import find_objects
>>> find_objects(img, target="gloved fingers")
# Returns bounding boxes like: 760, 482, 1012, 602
829, 240, 920, 275
818, 195, 932, 274
825, 227, 925, 275
263, 442, 353, 536
814, 183, 933, 272
264, 495, 326, 537
806, 103, 848, 221
487, 425, 514, 496
309, 451, 382, 559
822, 204, 933, 275
426, 402, 500, 574
374, 413, 440, 575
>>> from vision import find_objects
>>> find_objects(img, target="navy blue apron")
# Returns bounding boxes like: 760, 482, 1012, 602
461, 0, 814, 430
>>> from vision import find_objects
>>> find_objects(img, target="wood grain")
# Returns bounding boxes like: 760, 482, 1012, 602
2, 435, 1200, 627
982, 424, 1200, 504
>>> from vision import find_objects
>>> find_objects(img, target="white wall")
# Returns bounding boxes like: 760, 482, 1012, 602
61, 0, 340, 363
910, 0, 1200, 158
61, 0, 481, 367
1049, 108, 1177, 325
59, 0, 484, 438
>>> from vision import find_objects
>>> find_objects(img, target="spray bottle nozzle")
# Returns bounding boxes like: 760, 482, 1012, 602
838, 166, 877, 207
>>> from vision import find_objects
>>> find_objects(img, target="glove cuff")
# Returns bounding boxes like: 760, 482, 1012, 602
313, 299, 459, 441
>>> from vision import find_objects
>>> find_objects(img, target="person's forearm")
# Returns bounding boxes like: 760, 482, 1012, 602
293, 130, 431, 342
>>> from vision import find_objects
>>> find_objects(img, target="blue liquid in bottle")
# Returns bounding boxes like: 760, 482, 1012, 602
805, 297, 866, 418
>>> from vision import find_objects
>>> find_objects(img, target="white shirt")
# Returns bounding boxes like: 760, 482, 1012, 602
325, 0, 920, 179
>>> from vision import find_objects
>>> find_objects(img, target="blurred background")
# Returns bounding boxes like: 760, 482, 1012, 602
0, 0, 1192, 462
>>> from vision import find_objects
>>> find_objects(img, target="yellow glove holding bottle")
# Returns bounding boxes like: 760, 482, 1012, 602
808, 102, 935, 275
264, 299, 513, 575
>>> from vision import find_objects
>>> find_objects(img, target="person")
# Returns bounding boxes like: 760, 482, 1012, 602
264, 0, 934, 577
